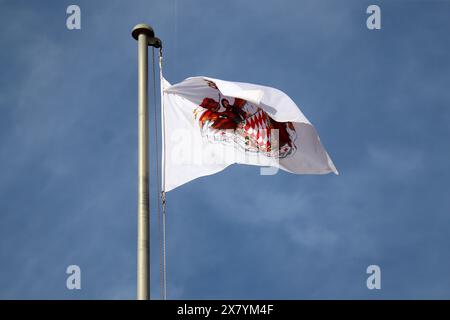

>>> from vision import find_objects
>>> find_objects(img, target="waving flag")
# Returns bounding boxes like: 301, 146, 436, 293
162, 76, 338, 192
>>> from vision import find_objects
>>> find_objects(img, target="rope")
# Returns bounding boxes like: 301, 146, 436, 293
152, 46, 168, 300
159, 47, 168, 301
159, 47, 166, 193
151, 47, 166, 300
161, 188, 167, 300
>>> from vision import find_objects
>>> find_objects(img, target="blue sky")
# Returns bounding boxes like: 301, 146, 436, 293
1, 0, 450, 299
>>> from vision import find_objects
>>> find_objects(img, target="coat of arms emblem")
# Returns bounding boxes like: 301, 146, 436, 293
194, 80, 297, 158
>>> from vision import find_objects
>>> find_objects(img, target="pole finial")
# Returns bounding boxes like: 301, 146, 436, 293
132, 23, 155, 41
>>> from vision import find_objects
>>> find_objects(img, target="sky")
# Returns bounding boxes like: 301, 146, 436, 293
1, 0, 450, 299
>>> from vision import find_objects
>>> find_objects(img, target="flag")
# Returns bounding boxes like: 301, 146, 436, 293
161, 76, 338, 192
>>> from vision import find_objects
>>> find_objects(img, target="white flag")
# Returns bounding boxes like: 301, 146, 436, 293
161, 76, 338, 192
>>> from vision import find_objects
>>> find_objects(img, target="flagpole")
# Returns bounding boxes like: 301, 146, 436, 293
131, 23, 158, 300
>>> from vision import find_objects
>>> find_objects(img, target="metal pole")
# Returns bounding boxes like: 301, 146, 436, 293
132, 23, 154, 300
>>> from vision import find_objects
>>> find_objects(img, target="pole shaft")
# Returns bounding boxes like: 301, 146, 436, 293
137, 32, 150, 300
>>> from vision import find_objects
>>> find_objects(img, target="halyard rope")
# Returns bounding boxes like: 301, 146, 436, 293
152, 47, 167, 300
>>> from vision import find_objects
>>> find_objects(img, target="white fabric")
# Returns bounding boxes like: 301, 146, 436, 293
162, 76, 338, 192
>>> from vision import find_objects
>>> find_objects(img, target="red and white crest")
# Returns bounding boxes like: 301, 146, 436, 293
194, 80, 297, 158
